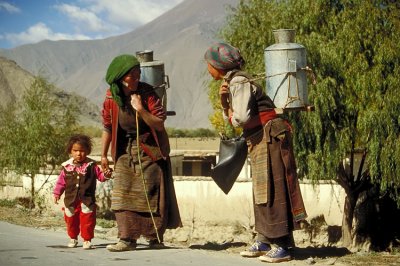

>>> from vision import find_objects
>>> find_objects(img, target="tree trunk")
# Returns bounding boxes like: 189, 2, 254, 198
342, 193, 358, 247
29, 174, 35, 209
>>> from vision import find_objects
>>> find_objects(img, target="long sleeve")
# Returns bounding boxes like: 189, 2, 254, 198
102, 90, 113, 133
229, 76, 252, 127
135, 91, 166, 132
53, 169, 66, 196
146, 94, 166, 120
94, 164, 108, 182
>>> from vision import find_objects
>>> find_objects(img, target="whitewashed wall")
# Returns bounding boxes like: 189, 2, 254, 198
1, 174, 345, 226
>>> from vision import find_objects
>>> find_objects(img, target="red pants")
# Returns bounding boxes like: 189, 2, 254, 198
63, 201, 96, 241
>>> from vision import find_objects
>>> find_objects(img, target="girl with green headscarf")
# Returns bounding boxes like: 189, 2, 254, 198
101, 54, 182, 252
105, 54, 140, 107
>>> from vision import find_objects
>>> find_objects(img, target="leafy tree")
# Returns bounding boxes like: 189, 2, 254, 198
0, 76, 79, 208
209, 0, 400, 249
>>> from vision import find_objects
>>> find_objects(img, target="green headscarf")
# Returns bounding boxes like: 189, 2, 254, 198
105, 54, 140, 107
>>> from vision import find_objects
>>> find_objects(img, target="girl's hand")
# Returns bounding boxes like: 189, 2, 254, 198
131, 94, 143, 111
104, 168, 113, 179
101, 157, 113, 179
219, 81, 230, 109
101, 157, 109, 172
54, 195, 60, 204
219, 81, 230, 95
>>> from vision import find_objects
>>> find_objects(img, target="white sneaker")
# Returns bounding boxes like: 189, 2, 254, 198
240, 240, 271, 257
67, 239, 78, 248
83, 240, 95, 249
258, 247, 291, 263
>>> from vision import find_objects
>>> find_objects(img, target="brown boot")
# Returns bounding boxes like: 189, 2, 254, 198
106, 240, 136, 252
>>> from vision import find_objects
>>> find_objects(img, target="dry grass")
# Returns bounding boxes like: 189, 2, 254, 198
0, 205, 64, 228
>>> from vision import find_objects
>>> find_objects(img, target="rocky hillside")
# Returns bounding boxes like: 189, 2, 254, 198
0, 56, 101, 126
0, 57, 33, 107
0, 0, 239, 129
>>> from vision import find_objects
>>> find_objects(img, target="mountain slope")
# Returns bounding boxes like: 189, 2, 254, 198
0, 56, 34, 107
0, 56, 101, 126
0, 0, 239, 128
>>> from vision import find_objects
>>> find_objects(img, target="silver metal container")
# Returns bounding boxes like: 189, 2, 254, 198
264, 29, 308, 110
136, 50, 170, 112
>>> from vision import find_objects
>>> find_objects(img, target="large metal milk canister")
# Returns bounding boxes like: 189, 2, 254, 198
264, 29, 309, 110
136, 50, 170, 113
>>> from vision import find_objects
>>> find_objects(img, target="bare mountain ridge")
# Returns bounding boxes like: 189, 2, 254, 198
0, 56, 101, 126
0, 0, 239, 129
0, 57, 33, 105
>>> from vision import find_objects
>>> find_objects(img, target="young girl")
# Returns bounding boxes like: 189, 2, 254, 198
53, 134, 112, 249
101, 54, 181, 252
204, 43, 307, 263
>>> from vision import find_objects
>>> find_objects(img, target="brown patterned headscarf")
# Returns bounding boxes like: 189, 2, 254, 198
204, 43, 245, 71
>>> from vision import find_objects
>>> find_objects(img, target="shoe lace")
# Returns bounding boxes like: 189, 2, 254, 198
250, 241, 262, 251
268, 247, 281, 257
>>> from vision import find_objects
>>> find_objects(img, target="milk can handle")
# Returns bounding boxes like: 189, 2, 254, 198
164, 74, 170, 89
300, 66, 317, 85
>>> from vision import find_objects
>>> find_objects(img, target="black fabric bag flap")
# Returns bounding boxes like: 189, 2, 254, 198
210, 136, 248, 194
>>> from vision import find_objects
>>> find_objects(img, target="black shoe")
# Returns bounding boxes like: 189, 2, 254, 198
149, 239, 165, 249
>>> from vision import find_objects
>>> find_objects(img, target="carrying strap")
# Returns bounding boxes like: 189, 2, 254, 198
224, 70, 264, 87
224, 70, 280, 114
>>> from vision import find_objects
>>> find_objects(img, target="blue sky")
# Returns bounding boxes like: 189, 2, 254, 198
0, 0, 183, 49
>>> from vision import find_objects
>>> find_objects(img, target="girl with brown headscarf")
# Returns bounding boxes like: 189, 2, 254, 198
204, 43, 307, 263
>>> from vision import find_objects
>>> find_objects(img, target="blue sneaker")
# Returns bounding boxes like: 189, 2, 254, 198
240, 240, 271, 257
258, 247, 291, 263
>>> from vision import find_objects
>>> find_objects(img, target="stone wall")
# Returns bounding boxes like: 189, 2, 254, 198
0, 174, 345, 226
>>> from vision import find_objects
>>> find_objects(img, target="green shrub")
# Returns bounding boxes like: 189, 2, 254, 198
96, 218, 116, 228
0, 199, 17, 207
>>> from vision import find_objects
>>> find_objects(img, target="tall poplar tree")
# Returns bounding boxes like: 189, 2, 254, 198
0, 76, 78, 208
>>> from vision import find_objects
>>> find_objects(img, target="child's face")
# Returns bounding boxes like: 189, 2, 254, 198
70, 143, 88, 163
207, 63, 224, 80
121, 67, 141, 95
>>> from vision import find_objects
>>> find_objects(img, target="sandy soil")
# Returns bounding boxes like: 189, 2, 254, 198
1, 205, 399, 266
2, 137, 400, 265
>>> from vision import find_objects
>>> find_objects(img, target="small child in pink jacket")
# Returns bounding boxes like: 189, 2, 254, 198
53, 134, 112, 249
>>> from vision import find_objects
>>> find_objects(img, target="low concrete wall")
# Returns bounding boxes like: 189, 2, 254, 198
173, 179, 345, 227
0, 174, 345, 226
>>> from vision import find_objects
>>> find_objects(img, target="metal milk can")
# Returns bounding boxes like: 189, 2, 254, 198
136, 50, 170, 113
264, 29, 309, 111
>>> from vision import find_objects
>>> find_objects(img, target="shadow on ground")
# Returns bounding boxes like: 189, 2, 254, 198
291, 246, 351, 260
188, 241, 351, 261
189, 241, 247, 251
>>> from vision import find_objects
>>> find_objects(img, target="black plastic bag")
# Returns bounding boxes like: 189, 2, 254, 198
210, 136, 248, 194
